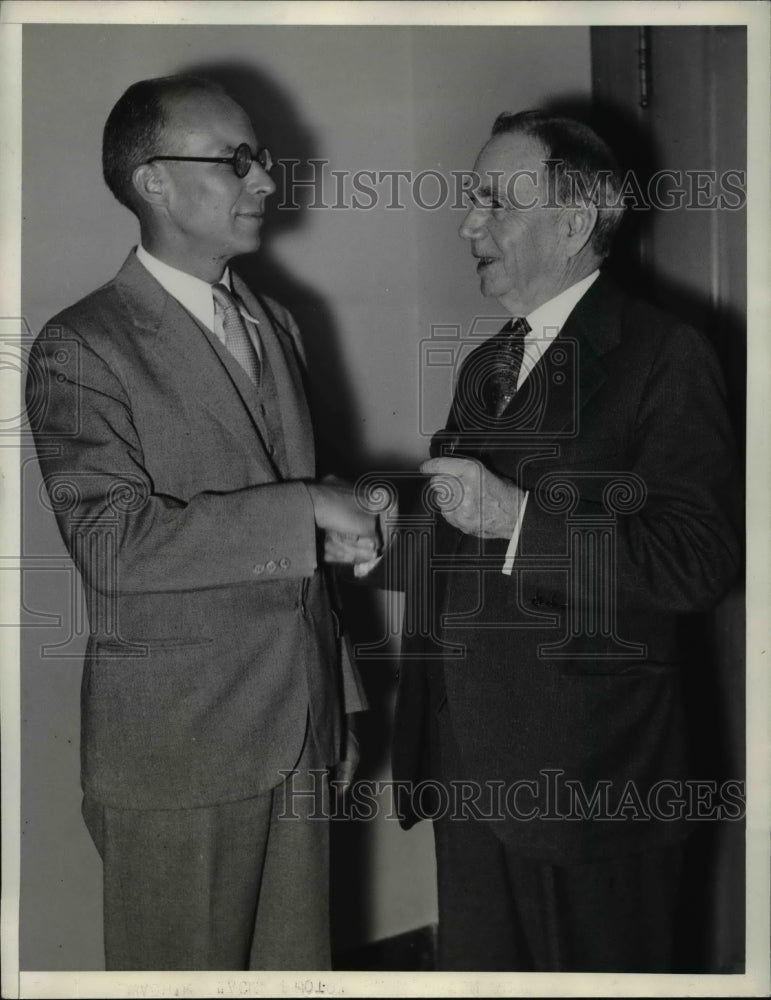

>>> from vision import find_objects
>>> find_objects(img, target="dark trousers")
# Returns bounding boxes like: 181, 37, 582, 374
433, 809, 683, 971
83, 720, 330, 970
429, 689, 684, 972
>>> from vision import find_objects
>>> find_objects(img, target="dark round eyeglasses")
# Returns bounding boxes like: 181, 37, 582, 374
146, 142, 273, 179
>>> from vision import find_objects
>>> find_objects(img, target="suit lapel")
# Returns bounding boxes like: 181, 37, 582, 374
233, 275, 316, 480
186, 310, 277, 464
483, 273, 621, 443
113, 251, 277, 470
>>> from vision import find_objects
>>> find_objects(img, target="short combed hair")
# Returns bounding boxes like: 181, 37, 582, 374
102, 75, 227, 212
492, 110, 625, 258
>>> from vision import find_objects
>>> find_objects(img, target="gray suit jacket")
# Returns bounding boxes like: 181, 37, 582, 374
27, 250, 365, 810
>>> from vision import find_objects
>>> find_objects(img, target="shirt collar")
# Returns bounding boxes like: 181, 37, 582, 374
135, 245, 257, 332
525, 269, 600, 338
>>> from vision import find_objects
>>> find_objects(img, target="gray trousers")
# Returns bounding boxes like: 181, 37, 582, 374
83, 721, 331, 970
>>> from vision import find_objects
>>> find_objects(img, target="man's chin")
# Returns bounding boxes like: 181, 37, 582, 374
230, 237, 262, 259
479, 276, 500, 299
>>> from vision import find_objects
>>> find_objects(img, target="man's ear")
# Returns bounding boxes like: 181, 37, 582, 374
562, 202, 598, 258
132, 163, 167, 210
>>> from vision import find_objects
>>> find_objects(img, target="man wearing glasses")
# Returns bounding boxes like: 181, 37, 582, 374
26, 75, 375, 970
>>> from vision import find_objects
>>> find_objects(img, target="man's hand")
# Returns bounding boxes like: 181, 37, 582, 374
420, 457, 524, 538
308, 479, 381, 564
308, 480, 378, 537
324, 529, 380, 566
324, 492, 394, 570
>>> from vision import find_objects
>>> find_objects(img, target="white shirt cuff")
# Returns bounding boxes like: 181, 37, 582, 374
502, 491, 529, 576
353, 553, 383, 578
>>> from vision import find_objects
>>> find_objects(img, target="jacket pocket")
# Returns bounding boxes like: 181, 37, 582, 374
553, 659, 678, 678
94, 636, 213, 656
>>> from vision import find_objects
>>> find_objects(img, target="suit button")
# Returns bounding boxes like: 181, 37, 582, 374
279, 557, 290, 570
253, 563, 265, 575
267, 444, 275, 457
266, 560, 277, 573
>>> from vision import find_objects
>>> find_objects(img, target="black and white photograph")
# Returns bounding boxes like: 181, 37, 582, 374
1, 2, 769, 997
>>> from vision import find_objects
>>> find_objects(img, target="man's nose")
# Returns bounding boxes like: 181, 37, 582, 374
459, 205, 487, 241
245, 161, 276, 197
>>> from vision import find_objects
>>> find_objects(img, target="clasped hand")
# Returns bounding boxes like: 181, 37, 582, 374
308, 478, 382, 566
420, 457, 523, 538
314, 457, 522, 565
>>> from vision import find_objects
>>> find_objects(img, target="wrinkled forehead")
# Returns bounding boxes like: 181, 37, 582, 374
161, 91, 256, 151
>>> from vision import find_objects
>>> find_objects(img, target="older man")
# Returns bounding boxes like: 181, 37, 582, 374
335, 111, 740, 972
26, 75, 377, 971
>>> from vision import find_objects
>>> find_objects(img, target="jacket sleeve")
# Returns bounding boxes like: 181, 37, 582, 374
27, 324, 319, 595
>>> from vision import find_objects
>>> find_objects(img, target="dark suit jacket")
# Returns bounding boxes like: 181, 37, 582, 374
27, 250, 365, 811
391, 274, 741, 863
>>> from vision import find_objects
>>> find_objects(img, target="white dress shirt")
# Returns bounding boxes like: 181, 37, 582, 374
501, 269, 599, 574
135, 244, 262, 358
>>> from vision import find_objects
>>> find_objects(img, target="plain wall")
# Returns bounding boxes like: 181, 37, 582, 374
20, 23, 591, 969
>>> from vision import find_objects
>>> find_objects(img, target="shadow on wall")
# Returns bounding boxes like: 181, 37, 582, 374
548, 96, 746, 449
177, 60, 368, 479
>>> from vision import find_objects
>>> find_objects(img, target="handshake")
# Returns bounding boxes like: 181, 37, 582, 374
307, 478, 385, 568
307, 453, 523, 569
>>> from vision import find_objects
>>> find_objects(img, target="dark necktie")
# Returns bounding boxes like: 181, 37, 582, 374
484, 316, 531, 417
211, 283, 262, 387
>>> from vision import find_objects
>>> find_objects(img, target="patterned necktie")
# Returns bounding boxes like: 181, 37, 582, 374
484, 316, 531, 417
211, 283, 262, 387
